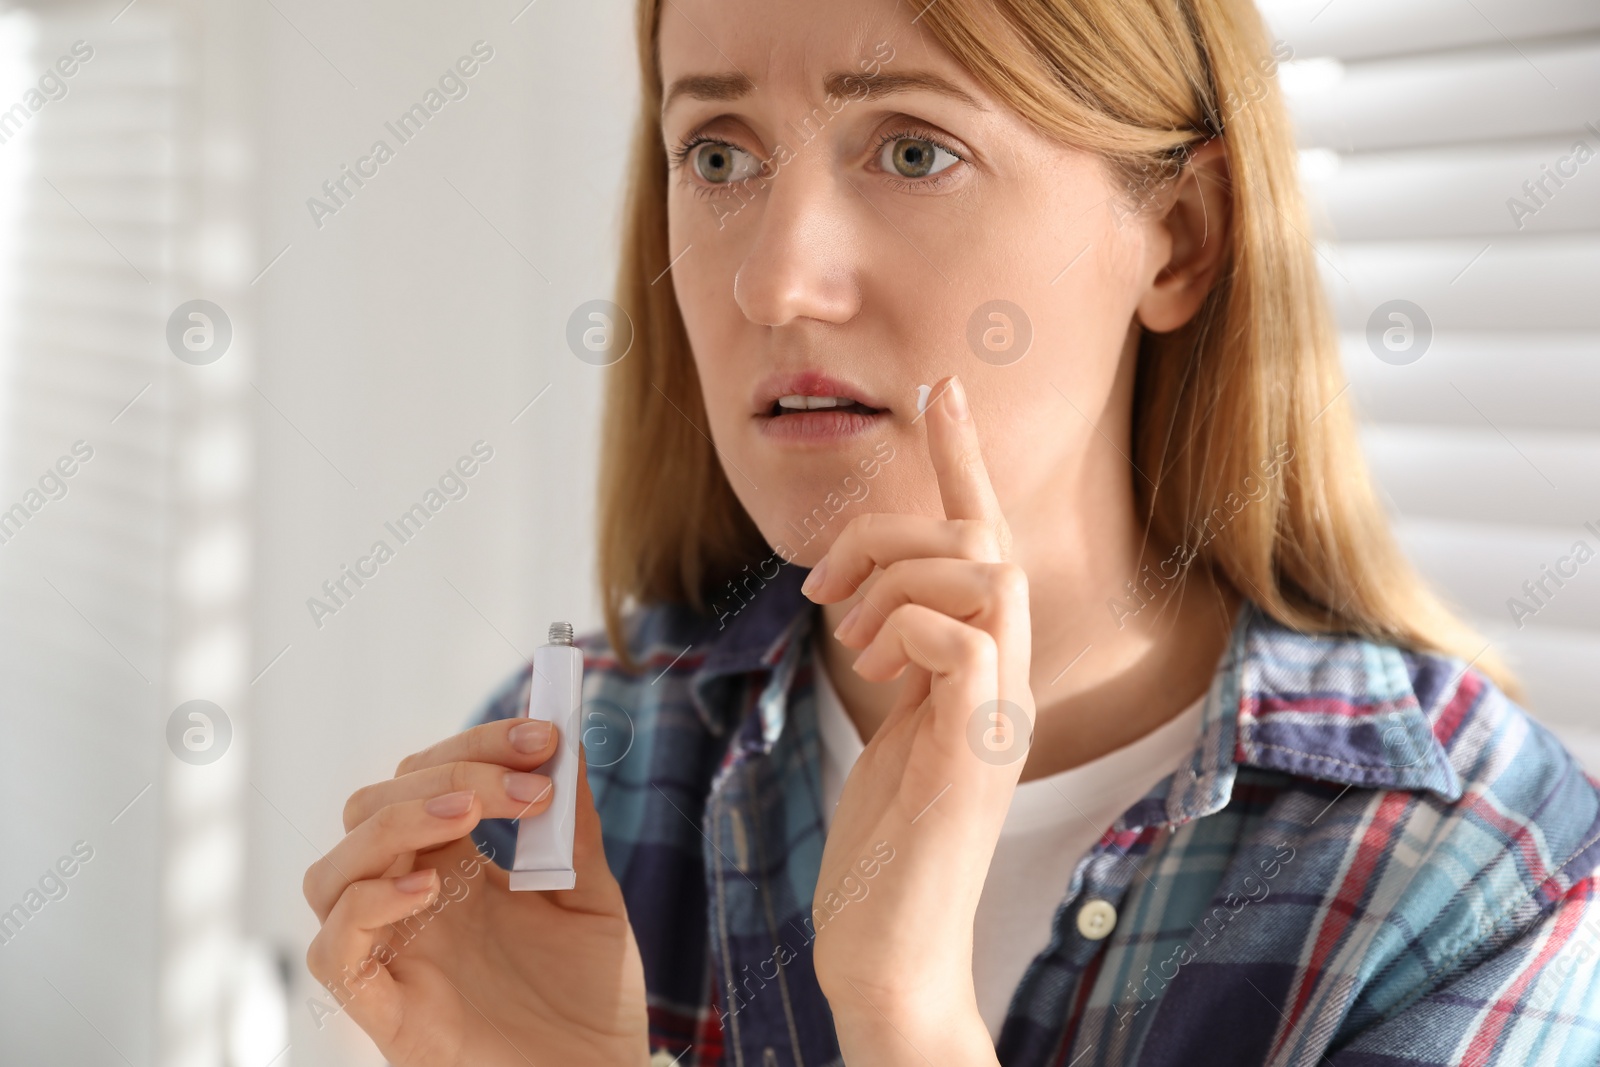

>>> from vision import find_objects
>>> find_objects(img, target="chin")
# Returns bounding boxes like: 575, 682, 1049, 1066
743, 457, 938, 573
748, 496, 855, 571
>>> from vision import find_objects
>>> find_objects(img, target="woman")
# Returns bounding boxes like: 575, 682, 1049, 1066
302, 0, 1600, 1063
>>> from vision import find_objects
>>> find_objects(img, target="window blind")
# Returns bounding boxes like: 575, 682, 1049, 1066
1263, 0, 1600, 762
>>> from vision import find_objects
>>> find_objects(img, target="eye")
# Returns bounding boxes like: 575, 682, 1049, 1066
879, 136, 960, 180
689, 140, 762, 184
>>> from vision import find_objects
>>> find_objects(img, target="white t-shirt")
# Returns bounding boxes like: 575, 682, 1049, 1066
810, 645, 1206, 1042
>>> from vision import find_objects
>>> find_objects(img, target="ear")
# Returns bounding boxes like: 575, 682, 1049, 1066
1134, 138, 1232, 334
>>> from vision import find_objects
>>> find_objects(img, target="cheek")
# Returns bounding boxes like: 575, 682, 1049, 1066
946, 242, 1144, 508
1026, 208, 1147, 393
667, 194, 729, 329
680, 320, 746, 446
931, 166, 1145, 392
1053, 239, 1144, 364
670, 232, 744, 410
665, 185, 705, 253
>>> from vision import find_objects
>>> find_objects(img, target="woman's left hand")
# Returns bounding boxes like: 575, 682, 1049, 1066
803, 374, 1032, 1064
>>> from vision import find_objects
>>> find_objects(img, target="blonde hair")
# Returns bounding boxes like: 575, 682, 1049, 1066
597, 0, 1518, 696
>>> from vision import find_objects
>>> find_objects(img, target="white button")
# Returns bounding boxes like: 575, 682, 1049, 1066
1077, 898, 1118, 940
650, 1051, 684, 1066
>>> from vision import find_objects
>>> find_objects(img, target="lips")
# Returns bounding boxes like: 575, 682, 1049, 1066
752, 372, 888, 418
752, 371, 892, 444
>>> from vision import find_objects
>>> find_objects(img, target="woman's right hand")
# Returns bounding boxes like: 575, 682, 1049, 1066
303, 716, 650, 1067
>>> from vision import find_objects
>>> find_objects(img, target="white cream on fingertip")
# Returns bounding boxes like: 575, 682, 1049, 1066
916, 383, 932, 415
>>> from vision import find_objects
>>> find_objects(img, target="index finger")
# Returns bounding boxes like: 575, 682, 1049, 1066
923, 375, 1009, 546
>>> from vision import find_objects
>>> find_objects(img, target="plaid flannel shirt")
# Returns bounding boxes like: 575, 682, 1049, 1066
469, 563, 1600, 1066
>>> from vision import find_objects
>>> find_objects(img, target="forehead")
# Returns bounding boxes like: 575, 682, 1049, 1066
656, 0, 981, 107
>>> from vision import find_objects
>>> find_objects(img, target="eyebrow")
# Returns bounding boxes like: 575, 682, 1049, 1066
662, 68, 985, 115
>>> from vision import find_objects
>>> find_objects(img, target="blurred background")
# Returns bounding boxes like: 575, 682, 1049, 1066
0, 0, 1593, 1063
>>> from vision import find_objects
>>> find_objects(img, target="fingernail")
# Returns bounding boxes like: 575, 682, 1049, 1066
944, 376, 970, 421
510, 719, 553, 752
425, 790, 475, 818
834, 601, 864, 639
801, 557, 829, 596
395, 869, 435, 893
504, 772, 552, 804
851, 647, 874, 677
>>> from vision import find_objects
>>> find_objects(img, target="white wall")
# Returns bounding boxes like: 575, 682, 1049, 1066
249, 1, 637, 1064
0, 0, 639, 1065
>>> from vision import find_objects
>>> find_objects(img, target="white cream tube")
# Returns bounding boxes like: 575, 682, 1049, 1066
509, 622, 583, 890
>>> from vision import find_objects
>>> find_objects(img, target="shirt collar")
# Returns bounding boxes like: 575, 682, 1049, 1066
690, 573, 1466, 815
687, 561, 814, 737
1227, 601, 1466, 802
1123, 601, 1466, 829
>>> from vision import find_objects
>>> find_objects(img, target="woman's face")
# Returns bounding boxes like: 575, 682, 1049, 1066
659, 0, 1194, 569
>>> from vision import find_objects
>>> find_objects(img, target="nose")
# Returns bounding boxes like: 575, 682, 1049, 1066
732, 162, 862, 328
